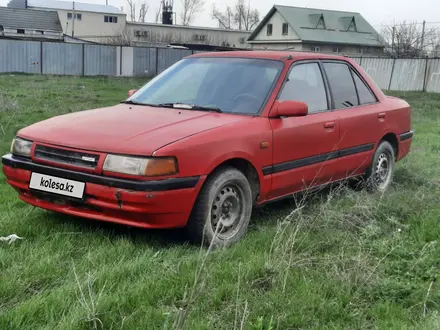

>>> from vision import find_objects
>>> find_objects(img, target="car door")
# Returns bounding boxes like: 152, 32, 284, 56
321, 61, 382, 179
268, 61, 341, 199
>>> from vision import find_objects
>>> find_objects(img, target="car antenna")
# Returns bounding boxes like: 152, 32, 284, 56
281, 54, 293, 60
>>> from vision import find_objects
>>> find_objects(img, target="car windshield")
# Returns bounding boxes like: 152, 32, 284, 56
127, 57, 284, 114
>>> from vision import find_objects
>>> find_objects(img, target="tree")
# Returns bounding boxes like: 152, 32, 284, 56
376, 21, 440, 58
212, 0, 259, 31
212, 5, 234, 29
154, 1, 162, 23
180, 0, 205, 26
126, 0, 149, 23
105, 32, 134, 46
234, 0, 259, 31
430, 30, 440, 57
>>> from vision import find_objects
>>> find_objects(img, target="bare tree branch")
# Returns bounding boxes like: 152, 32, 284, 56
234, 0, 259, 31
212, 5, 234, 29
138, 3, 148, 23
374, 21, 439, 58
154, 2, 162, 23
104, 32, 134, 46
126, 0, 149, 23
212, 0, 259, 31
180, 0, 205, 26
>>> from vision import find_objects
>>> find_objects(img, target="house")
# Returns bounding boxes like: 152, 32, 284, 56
7, 0, 126, 43
125, 22, 253, 50
0, 7, 63, 40
247, 5, 384, 56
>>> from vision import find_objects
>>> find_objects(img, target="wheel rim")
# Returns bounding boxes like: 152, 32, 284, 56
210, 183, 245, 240
374, 151, 393, 191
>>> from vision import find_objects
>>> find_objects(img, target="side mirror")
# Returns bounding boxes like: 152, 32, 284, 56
270, 100, 308, 118
128, 89, 137, 97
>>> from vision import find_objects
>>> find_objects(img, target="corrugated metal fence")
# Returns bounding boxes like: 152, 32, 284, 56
0, 39, 193, 78
1, 39, 440, 93
350, 57, 440, 93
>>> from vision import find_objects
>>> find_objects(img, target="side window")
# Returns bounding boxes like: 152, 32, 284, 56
323, 62, 359, 108
351, 69, 377, 104
278, 63, 328, 114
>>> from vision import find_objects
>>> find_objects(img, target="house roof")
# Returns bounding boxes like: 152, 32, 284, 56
248, 5, 383, 47
27, 0, 124, 14
0, 7, 62, 32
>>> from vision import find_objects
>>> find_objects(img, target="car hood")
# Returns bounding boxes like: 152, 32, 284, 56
18, 104, 251, 155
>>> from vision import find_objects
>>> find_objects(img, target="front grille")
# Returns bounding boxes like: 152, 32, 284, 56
34, 145, 100, 169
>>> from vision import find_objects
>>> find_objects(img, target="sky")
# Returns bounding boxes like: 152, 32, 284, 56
1, 0, 440, 30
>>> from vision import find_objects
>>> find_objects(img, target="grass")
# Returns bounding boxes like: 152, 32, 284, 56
1, 74, 440, 329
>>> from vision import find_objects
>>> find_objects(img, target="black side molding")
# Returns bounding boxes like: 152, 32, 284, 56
2, 154, 199, 192
262, 143, 374, 176
400, 130, 414, 142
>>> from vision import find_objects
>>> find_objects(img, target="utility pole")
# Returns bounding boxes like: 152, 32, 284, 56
391, 26, 395, 57
421, 20, 426, 53
72, 1, 75, 37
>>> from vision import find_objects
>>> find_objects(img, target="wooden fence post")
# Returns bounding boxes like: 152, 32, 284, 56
40, 41, 43, 74
423, 56, 429, 92
388, 57, 397, 91
81, 44, 85, 76
155, 48, 159, 75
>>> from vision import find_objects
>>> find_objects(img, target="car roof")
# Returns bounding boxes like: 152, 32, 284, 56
188, 50, 348, 61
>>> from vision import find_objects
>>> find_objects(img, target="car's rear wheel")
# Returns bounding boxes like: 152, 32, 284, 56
186, 166, 253, 248
365, 141, 395, 193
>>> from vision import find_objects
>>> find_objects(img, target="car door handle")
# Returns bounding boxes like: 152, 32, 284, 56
324, 121, 336, 129
378, 112, 386, 119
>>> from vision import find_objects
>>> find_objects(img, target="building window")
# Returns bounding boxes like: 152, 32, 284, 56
36, 30, 44, 35
17, 29, 25, 34
311, 46, 321, 52
266, 24, 272, 36
67, 13, 82, 20
104, 15, 118, 23
282, 23, 288, 35
333, 47, 342, 53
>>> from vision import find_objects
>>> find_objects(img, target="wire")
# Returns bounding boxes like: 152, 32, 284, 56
372, 21, 440, 29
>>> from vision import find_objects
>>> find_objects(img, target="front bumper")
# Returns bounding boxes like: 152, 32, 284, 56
2, 154, 205, 229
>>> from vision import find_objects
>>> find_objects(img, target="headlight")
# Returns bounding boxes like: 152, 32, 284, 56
103, 154, 178, 176
10, 137, 33, 157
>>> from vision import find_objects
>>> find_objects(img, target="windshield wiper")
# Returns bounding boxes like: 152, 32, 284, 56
157, 103, 223, 113
121, 100, 159, 107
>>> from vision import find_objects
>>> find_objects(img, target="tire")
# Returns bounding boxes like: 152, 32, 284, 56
364, 141, 396, 193
186, 166, 253, 248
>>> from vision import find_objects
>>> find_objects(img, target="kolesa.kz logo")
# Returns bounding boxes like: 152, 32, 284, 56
40, 177, 74, 192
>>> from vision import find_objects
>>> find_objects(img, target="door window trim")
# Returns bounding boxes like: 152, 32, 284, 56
275, 59, 332, 115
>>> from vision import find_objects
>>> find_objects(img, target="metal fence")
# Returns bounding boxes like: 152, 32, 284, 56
1, 39, 440, 93
0, 39, 193, 78
351, 57, 440, 93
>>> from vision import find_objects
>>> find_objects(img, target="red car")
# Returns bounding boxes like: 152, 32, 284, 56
2, 51, 413, 247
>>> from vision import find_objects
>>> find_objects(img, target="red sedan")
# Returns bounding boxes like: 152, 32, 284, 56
2, 51, 413, 247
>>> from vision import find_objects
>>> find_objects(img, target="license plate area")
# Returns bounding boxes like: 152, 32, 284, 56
29, 173, 85, 199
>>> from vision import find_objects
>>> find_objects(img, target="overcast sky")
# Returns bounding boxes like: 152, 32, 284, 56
2, 0, 440, 30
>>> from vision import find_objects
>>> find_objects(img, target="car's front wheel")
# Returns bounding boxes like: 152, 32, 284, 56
365, 141, 396, 193
186, 166, 253, 248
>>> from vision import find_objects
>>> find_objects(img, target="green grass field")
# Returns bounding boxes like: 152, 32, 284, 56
1, 74, 440, 330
